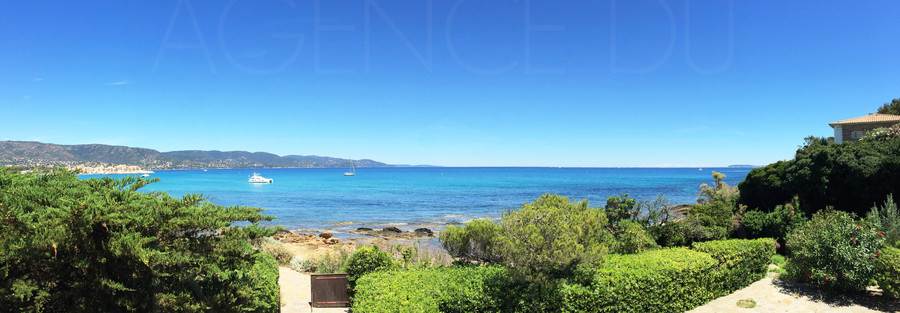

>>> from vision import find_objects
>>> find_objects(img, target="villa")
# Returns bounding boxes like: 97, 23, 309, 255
829, 113, 900, 143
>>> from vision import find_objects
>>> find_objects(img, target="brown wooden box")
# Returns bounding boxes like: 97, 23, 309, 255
310, 273, 350, 308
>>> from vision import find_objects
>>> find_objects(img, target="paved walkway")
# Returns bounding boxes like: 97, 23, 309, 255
689, 275, 900, 313
279, 267, 350, 313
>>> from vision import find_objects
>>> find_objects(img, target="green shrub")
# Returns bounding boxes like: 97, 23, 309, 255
498, 194, 612, 282
352, 265, 514, 313
341, 245, 397, 284
738, 135, 900, 216
739, 210, 770, 238
692, 238, 776, 294
610, 220, 658, 254
0, 169, 280, 312
440, 219, 503, 264
738, 198, 806, 246
869, 195, 900, 247
875, 246, 900, 298
650, 217, 726, 247
784, 210, 885, 292
560, 248, 718, 313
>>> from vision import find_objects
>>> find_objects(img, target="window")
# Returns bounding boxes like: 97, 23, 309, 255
851, 131, 864, 139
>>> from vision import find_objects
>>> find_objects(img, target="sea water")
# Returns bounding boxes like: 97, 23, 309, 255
84, 167, 751, 234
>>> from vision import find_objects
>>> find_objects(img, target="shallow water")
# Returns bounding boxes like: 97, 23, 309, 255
83, 167, 751, 233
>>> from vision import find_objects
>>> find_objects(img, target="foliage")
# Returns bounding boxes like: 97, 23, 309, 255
440, 219, 503, 264
697, 171, 739, 206
692, 238, 776, 294
289, 255, 308, 272
560, 248, 718, 313
861, 123, 900, 142
609, 220, 658, 254
875, 246, 900, 298
255, 237, 293, 265
0, 169, 280, 312
738, 136, 900, 216
341, 245, 397, 285
877, 97, 900, 115
649, 172, 740, 247
868, 195, 900, 247
604, 193, 638, 225
352, 265, 517, 313
737, 197, 807, 247
498, 194, 612, 283
783, 210, 885, 292
650, 217, 725, 247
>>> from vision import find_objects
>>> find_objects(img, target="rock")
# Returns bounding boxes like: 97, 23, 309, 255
272, 230, 317, 243
325, 238, 340, 245
356, 227, 373, 232
383, 226, 402, 233
319, 232, 333, 239
414, 228, 434, 237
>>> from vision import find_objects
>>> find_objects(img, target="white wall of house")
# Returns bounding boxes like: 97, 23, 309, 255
833, 125, 843, 143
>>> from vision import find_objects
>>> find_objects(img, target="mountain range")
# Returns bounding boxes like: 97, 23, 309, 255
0, 141, 390, 169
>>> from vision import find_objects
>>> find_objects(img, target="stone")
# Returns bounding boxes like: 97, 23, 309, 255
383, 226, 402, 233
319, 232, 333, 239
414, 228, 434, 237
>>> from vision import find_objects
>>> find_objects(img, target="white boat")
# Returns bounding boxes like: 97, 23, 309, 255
344, 157, 356, 176
140, 173, 150, 177
248, 173, 273, 183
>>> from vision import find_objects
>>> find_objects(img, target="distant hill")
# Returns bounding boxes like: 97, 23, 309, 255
727, 165, 759, 168
0, 141, 392, 169
283, 155, 386, 167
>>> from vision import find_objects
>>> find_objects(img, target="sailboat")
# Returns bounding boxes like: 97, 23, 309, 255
344, 158, 356, 176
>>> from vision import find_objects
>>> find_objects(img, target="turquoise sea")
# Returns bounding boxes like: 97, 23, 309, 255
85, 167, 751, 235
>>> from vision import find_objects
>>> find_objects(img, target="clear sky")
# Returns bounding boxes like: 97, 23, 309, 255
1, 1, 898, 167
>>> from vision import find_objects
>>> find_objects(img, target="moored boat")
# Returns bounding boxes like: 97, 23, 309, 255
248, 173, 273, 183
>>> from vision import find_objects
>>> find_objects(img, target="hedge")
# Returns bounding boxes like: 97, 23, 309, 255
351, 265, 513, 313
692, 238, 776, 295
559, 248, 718, 313
353, 239, 777, 312
876, 246, 900, 298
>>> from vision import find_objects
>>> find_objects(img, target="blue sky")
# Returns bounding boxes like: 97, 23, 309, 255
1, 1, 899, 167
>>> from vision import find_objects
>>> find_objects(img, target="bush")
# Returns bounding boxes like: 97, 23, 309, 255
0, 170, 280, 312
498, 194, 612, 282
869, 195, 900, 247
738, 136, 900, 216
256, 237, 293, 265
440, 219, 503, 264
341, 245, 397, 285
650, 217, 726, 248
784, 210, 885, 292
692, 238, 776, 294
738, 198, 806, 248
875, 246, 900, 298
352, 265, 514, 313
610, 220, 658, 254
560, 248, 718, 313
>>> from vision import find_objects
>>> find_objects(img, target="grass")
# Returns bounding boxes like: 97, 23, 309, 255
771, 254, 787, 268
768, 253, 787, 276
736, 298, 757, 308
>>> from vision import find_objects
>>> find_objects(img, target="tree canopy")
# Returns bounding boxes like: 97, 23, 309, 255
0, 169, 280, 312
877, 98, 900, 115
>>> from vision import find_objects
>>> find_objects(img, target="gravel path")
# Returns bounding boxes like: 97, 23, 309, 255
689, 275, 900, 313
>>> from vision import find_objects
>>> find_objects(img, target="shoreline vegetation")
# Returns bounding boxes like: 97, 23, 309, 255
4, 111, 900, 311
